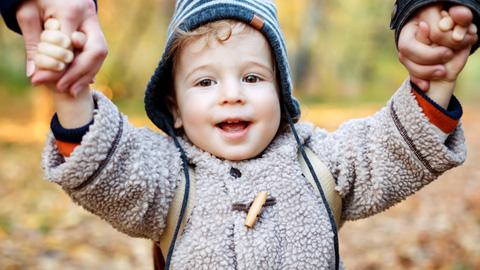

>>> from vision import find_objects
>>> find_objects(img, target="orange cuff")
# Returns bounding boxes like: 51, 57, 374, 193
412, 89, 458, 134
55, 140, 80, 157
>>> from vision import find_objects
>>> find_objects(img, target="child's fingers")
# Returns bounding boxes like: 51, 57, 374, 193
38, 42, 74, 63
452, 25, 468, 42
44, 18, 61, 31
34, 54, 66, 72
71, 31, 87, 49
40, 30, 72, 49
438, 16, 454, 32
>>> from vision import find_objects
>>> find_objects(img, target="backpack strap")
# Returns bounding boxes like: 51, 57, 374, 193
158, 166, 196, 260
298, 147, 343, 228
155, 147, 343, 269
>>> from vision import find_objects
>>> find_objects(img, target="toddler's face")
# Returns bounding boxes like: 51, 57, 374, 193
173, 27, 281, 161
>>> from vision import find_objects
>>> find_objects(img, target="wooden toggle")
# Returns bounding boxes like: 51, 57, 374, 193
244, 191, 268, 228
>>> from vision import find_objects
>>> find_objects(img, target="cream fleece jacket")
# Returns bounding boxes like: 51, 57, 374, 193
42, 80, 466, 269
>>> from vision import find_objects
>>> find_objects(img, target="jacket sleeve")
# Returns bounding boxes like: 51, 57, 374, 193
390, 0, 480, 53
307, 80, 466, 221
1, 0, 98, 34
42, 91, 182, 242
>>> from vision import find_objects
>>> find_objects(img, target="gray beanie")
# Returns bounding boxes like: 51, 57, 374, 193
144, 0, 301, 134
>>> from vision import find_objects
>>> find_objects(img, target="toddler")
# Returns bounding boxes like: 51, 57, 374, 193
35, 1, 476, 269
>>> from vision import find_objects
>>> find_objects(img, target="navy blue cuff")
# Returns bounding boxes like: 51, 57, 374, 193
410, 81, 463, 120
50, 114, 94, 143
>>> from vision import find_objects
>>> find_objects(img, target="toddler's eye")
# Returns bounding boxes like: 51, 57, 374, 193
243, 74, 261, 83
197, 79, 215, 87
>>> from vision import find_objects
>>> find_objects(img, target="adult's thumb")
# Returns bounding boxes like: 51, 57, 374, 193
16, 1, 43, 78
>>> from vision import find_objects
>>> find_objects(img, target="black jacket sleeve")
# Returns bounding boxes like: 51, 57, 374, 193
0, 0, 22, 33
1, 0, 97, 34
390, 0, 480, 53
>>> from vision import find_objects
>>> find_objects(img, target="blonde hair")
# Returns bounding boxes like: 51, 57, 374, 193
169, 20, 253, 68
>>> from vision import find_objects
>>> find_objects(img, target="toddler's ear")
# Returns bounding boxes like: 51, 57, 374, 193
174, 116, 183, 129
166, 95, 183, 129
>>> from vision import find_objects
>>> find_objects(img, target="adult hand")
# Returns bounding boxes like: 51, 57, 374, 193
398, 4, 477, 91
16, 0, 107, 95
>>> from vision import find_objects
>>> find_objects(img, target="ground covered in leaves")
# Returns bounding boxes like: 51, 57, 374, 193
0, 105, 479, 270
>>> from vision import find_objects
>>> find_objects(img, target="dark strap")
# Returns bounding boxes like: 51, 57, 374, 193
153, 243, 165, 270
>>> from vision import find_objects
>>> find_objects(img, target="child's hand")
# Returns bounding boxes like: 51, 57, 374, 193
35, 18, 86, 90
36, 18, 94, 128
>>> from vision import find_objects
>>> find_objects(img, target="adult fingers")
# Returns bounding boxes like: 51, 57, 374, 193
68, 67, 100, 96
399, 21, 453, 65
399, 53, 446, 80
449, 5, 473, 27
58, 16, 107, 92
415, 21, 431, 44
16, 0, 42, 78
57, 50, 103, 94
30, 70, 63, 86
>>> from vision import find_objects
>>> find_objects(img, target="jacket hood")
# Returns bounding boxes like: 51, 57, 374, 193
144, 0, 301, 134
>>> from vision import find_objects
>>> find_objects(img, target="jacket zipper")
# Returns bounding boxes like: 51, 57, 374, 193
229, 223, 238, 270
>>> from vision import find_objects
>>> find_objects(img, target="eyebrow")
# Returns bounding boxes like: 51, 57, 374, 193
183, 58, 274, 82
183, 64, 213, 83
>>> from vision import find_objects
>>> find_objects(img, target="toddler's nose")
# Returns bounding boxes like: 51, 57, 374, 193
219, 80, 245, 105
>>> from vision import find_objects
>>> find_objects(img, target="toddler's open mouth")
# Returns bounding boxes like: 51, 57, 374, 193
216, 120, 251, 133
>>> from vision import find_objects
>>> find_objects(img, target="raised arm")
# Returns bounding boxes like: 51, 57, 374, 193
34, 19, 182, 242
306, 80, 466, 221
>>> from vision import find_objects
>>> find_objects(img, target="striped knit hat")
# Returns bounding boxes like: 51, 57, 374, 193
144, 0, 301, 134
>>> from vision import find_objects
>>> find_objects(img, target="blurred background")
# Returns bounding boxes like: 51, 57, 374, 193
1, 0, 480, 269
